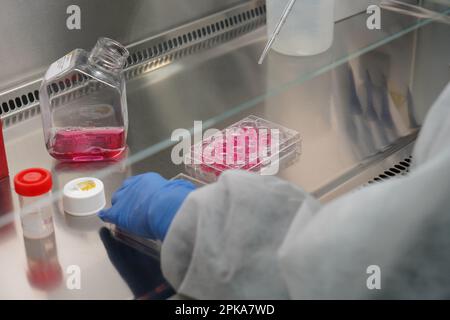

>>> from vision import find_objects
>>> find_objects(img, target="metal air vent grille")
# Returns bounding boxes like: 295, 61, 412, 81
367, 156, 412, 184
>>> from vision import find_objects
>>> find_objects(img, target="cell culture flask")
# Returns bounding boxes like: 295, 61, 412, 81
39, 38, 129, 162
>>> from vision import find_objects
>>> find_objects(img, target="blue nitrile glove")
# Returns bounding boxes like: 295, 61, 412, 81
98, 173, 196, 241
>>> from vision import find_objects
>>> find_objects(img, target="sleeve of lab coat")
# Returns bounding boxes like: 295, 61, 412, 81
161, 170, 321, 299
277, 84, 450, 299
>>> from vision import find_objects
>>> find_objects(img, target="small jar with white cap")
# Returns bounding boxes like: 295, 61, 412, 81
63, 177, 106, 216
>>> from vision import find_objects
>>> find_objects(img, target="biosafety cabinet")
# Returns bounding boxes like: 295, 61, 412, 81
0, 0, 449, 299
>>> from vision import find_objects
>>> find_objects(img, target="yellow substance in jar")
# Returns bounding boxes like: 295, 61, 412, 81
76, 180, 97, 191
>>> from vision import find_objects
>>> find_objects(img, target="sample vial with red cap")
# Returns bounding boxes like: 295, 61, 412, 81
14, 168, 54, 241
14, 168, 61, 291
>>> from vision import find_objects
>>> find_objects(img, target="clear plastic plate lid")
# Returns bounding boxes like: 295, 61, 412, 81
185, 115, 301, 181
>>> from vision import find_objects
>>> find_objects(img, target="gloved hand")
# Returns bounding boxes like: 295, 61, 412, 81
98, 173, 196, 241
99, 227, 175, 299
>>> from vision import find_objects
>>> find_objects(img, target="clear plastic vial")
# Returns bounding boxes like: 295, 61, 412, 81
14, 168, 62, 290
39, 38, 130, 162
14, 168, 54, 240
266, 0, 336, 56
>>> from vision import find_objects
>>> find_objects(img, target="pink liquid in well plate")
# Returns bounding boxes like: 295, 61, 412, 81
49, 128, 126, 162
200, 126, 272, 177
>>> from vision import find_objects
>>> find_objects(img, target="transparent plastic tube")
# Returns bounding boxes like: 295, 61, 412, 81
266, 0, 336, 56
14, 168, 62, 290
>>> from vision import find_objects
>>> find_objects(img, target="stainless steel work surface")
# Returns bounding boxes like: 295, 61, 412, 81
1, 5, 449, 299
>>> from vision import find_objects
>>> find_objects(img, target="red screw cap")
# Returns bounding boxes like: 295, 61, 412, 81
14, 168, 52, 197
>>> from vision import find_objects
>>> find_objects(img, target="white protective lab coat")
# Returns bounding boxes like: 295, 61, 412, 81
161, 84, 450, 299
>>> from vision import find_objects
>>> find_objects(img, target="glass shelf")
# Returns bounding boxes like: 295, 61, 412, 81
1, 2, 449, 299
118, 2, 449, 187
